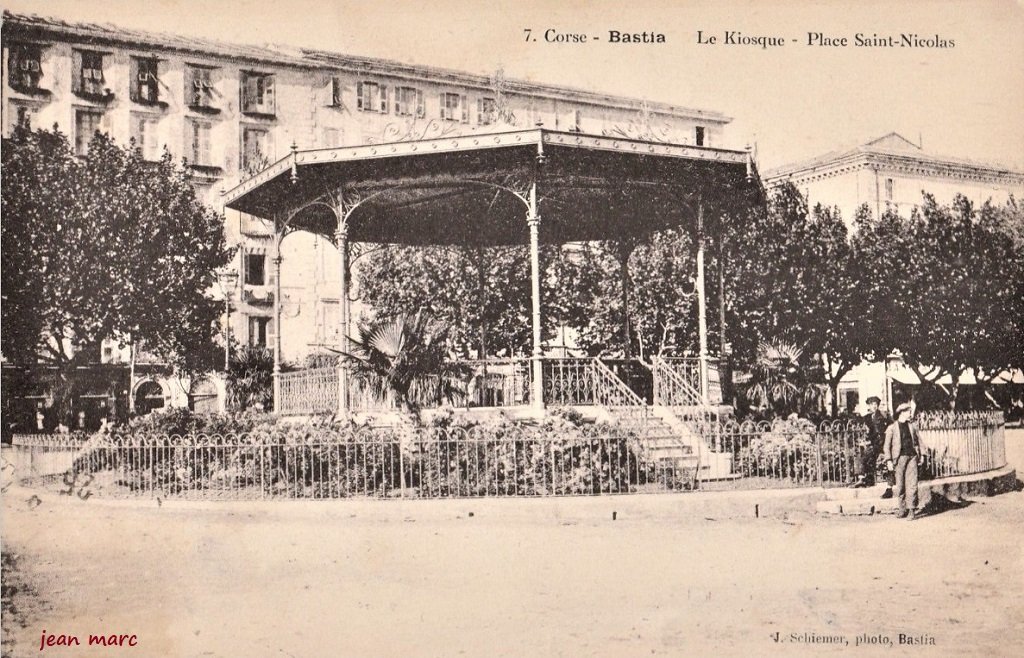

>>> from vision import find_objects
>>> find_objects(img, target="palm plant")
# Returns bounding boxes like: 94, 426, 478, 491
745, 340, 826, 417
226, 346, 275, 411
344, 311, 468, 412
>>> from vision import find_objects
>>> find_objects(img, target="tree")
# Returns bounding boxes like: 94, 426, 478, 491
1, 127, 231, 423
724, 184, 863, 414
852, 194, 1024, 409
563, 232, 699, 358
357, 243, 599, 358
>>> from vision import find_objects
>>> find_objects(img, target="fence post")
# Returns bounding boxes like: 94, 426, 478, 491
815, 433, 824, 487
399, 437, 406, 499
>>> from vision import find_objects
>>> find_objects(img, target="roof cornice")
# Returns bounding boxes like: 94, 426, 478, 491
766, 149, 1024, 186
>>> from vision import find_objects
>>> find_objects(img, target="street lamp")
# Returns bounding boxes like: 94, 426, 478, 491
217, 269, 239, 371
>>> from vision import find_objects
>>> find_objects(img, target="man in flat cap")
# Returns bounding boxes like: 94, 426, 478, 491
883, 402, 923, 519
852, 396, 888, 487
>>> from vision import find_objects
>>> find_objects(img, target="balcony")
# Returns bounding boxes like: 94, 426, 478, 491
241, 286, 274, 305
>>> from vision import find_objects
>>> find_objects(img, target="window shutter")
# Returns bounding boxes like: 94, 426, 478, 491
331, 77, 341, 106
185, 67, 194, 104
416, 90, 425, 118
379, 85, 388, 113
129, 58, 139, 101
72, 51, 81, 92
241, 75, 252, 111
356, 81, 364, 110
440, 94, 448, 120
461, 95, 468, 123
265, 76, 275, 113
394, 89, 403, 116
8, 48, 20, 87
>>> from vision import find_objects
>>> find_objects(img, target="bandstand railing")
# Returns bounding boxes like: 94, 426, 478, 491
456, 358, 532, 408
278, 366, 338, 415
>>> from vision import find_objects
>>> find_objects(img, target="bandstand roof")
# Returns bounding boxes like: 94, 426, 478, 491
223, 128, 762, 246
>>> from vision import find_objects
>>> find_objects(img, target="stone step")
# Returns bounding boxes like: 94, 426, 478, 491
817, 496, 900, 516
823, 484, 890, 500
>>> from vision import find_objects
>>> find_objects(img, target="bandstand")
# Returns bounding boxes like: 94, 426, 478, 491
222, 127, 761, 427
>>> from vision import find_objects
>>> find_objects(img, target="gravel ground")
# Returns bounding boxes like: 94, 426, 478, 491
2, 431, 1022, 658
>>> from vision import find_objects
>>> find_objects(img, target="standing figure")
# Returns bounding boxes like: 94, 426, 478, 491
883, 402, 923, 520
853, 396, 888, 487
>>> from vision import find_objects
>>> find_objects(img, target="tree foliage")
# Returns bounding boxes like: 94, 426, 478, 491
1, 127, 232, 420
852, 194, 1024, 408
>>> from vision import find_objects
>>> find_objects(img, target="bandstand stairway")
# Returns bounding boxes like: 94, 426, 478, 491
587, 359, 700, 480
589, 357, 738, 482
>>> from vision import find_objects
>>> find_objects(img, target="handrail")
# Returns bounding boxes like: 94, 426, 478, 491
591, 358, 646, 409
651, 356, 702, 407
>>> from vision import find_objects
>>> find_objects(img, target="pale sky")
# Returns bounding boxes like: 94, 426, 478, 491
3, 0, 1023, 171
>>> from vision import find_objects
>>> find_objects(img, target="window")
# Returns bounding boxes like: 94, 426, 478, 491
394, 86, 424, 117
187, 66, 216, 108
8, 44, 43, 91
885, 178, 894, 201
245, 253, 266, 286
130, 57, 160, 104
844, 390, 859, 414
8, 102, 39, 132
76, 51, 106, 97
441, 92, 468, 122
317, 300, 339, 345
75, 109, 104, 155
322, 127, 342, 148
356, 81, 388, 113
188, 120, 213, 166
695, 126, 706, 147
248, 316, 270, 348
241, 72, 275, 115
477, 97, 496, 125
241, 127, 272, 173
131, 114, 161, 160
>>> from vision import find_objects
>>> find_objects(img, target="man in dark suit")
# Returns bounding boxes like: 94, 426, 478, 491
883, 402, 923, 519
853, 396, 888, 487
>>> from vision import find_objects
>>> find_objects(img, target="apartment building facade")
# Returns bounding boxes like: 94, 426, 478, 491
2, 11, 735, 416
764, 133, 1024, 228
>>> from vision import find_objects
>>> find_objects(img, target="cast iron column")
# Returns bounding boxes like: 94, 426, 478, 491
696, 200, 710, 407
618, 240, 635, 359
336, 222, 350, 417
272, 233, 283, 414
528, 180, 544, 411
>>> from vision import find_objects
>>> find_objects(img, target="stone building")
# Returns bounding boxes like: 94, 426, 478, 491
764, 132, 1024, 228
2, 11, 736, 416
765, 133, 1024, 414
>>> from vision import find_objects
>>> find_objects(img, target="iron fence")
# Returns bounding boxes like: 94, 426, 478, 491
916, 410, 1007, 479
6, 412, 1007, 500
686, 419, 868, 489
10, 428, 699, 500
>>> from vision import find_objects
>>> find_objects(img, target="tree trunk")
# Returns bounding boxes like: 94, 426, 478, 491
949, 370, 960, 411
